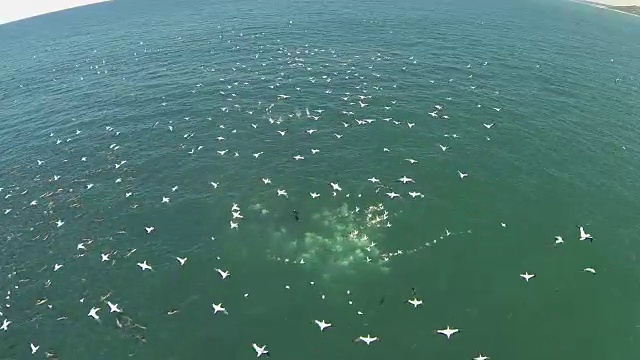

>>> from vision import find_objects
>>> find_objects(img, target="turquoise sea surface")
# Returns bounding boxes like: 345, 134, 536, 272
0, 0, 639, 359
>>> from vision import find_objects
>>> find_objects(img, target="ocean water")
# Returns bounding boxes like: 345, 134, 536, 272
0, 0, 639, 358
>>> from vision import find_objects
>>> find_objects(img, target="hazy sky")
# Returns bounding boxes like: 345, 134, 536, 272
0, 0, 111, 25
0, 0, 636, 26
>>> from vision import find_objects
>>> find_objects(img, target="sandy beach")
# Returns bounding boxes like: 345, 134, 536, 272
0, 0, 111, 25
584, 0, 637, 4
572, 0, 640, 16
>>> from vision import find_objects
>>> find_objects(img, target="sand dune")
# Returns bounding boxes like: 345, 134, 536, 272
0, 0, 111, 25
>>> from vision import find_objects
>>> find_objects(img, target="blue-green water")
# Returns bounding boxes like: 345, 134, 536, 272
1, 0, 639, 358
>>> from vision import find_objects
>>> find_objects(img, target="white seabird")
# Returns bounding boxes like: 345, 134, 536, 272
252, 343, 269, 357
436, 326, 459, 339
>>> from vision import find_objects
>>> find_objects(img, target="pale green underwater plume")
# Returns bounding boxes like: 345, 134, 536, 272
267, 203, 394, 280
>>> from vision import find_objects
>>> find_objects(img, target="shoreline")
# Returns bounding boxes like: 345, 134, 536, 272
571, 0, 640, 17
0, 0, 111, 26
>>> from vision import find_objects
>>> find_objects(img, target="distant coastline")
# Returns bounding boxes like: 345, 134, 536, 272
0, 0, 111, 25
573, 0, 640, 17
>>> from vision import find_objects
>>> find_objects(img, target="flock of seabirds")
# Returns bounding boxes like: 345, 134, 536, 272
0, 20, 600, 360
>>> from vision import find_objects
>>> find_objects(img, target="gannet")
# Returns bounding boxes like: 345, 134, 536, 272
314, 319, 331, 331
107, 301, 122, 313
407, 297, 423, 308
578, 226, 593, 242
356, 335, 378, 345
215, 268, 230, 279
88, 307, 100, 321
520, 272, 535, 282
436, 326, 459, 339
212, 303, 228, 315
251, 343, 268, 357
137, 261, 152, 271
